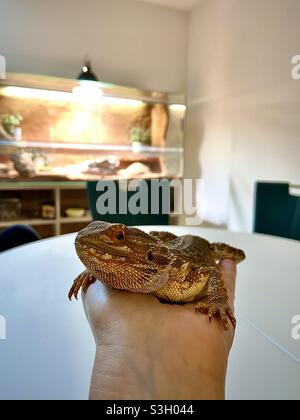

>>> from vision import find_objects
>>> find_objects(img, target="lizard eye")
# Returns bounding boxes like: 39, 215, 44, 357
147, 251, 154, 261
116, 231, 125, 241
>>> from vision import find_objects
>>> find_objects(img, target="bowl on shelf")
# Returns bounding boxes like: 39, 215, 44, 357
65, 208, 86, 218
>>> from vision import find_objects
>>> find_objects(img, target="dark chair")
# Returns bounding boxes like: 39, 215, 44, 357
86, 180, 170, 226
0, 224, 41, 252
254, 182, 300, 240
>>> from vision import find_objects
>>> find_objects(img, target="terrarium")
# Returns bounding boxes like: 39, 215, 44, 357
0, 74, 185, 182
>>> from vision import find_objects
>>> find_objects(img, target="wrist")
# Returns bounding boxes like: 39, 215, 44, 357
90, 343, 154, 400
90, 341, 226, 400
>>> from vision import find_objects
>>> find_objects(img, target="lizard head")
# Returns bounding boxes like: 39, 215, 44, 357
75, 221, 171, 293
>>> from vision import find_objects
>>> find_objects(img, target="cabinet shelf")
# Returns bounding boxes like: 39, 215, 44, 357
0, 219, 56, 228
0, 140, 184, 157
0, 182, 91, 238
0, 216, 92, 229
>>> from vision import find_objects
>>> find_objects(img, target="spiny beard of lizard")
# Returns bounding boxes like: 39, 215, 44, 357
75, 221, 171, 293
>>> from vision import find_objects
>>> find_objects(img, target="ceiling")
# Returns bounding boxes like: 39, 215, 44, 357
137, 0, 203, 11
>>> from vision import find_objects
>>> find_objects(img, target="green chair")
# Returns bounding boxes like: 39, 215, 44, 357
254, 182, 300, 241
86, 180, 170, 226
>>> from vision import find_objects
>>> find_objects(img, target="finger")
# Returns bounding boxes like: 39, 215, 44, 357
219, 259, 237, 309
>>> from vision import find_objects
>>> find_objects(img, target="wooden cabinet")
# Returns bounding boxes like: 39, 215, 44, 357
0, 182, 91, 238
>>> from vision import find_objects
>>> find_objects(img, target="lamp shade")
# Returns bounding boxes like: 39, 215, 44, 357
77, 60, 99, 82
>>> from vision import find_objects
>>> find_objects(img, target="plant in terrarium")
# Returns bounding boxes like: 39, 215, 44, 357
130, 126, 151, 146
0, 114, 35, 177
0, 114, 23, 136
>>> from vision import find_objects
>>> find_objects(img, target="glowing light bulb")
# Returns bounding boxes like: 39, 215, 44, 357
169, 104, 187, 112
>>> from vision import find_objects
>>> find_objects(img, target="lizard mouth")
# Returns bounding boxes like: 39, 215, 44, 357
75, 239, 132, 260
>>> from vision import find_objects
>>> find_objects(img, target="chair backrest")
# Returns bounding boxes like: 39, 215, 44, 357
254, 182, 300, 240
86, 180, 170, 226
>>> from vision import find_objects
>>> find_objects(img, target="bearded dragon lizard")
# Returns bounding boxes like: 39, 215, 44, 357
69, 222, 245, 330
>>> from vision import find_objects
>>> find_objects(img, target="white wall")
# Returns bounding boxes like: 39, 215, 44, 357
0, 0, 188, 92
186, 0, 300, 231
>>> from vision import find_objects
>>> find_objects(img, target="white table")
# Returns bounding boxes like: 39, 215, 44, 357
0, 227, 300, 400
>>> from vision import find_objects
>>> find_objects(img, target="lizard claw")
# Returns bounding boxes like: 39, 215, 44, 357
68, 271, 96, 300
195, 302, 236, 331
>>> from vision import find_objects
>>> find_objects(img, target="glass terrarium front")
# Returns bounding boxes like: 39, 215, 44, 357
0, 74, 185, 181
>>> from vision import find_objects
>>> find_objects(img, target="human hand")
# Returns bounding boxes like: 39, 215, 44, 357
82, 259, 237, 400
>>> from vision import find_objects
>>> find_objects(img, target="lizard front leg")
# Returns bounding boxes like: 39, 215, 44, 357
68, 270, 97, 300
195, 269, 235, 331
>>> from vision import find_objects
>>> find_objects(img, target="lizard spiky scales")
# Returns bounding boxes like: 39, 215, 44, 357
69, 222, 246, 330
